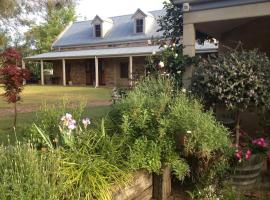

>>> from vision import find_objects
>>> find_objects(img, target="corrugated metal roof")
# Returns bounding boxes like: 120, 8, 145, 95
52, 10, 165, 49
26, 46, 162, 60
26, 42, 218, 60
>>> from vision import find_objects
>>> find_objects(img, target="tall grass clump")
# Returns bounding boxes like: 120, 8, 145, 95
0, 144, 63, 200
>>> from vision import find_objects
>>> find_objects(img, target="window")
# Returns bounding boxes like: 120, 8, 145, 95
120, 63, 129, 78
95, 24, 101, 37
136, 19, 144, 33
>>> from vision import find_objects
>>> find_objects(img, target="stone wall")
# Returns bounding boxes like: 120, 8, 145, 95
51, 56, 147, 87
69, 60, 87, 85
52, 61, 63, 85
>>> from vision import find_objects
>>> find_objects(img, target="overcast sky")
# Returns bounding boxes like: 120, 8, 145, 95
76, 0, 168, 21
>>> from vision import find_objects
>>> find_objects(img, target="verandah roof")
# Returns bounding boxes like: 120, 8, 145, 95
25, 46, 162, 61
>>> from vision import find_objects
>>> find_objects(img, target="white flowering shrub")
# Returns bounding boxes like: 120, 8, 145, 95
192, 49, 270, 145
146, 43, 198, 89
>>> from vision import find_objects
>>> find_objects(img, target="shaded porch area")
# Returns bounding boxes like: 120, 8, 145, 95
182, 1, 270, 56
25, 46, 161, 87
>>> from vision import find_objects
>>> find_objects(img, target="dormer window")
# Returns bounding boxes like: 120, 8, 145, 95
132, 9, 154, 35
95, 24, 101, 37
92, 15, 113, 38
136, 19, 144, 33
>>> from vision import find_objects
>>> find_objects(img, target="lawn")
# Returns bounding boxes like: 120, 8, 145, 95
0, 85, 112, 110
0, 85, 113, 143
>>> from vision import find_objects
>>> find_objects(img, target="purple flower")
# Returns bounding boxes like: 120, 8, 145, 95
82, 118, 91, 128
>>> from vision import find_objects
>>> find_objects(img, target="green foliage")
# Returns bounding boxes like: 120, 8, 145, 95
26, 3, 76, 54
147, 43, 198, 89
128, 137, 162, 173
0, 144, 63, 200
110, 76, 230, 182
59, 127, 131, 200
168, 94, 231, 157
158, 1, 210, 43
192, 49, 270, 111
28, 99, 86, 148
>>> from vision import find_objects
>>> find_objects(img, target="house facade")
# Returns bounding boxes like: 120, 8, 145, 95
25, 8, 216, 87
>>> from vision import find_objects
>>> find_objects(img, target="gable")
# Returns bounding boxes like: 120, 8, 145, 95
92, 15, 103, 25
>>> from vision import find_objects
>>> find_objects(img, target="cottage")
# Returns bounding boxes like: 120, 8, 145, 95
25, 8, 216, 87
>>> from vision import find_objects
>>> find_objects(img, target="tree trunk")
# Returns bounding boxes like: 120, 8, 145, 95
235, 110, 241, 147
14, 102, 17, 129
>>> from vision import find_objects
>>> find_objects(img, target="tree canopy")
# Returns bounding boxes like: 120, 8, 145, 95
0, 0, 77, 50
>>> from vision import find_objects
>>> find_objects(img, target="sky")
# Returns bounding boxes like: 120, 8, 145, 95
76, 0, 167, 21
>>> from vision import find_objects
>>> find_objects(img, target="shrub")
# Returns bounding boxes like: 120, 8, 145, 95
109, 76, 231, 183
167, 94, 232, 184
192, 49, 270, 145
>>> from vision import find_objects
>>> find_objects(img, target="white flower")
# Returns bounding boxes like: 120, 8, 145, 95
68, 124, 76, 130
163, 44, 168, 49
82, 118, 91, 128
177, 71, 181, 74
181, 88, 186, 93
172, 43, 176, 47
187, 130, 192, 134
174, 53, 178, 58
152, 51, 156, 55
159, 61, 165, 68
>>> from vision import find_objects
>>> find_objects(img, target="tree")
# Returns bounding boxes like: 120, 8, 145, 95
25, 2, 76, 54
192, 49, 270, 146
0, 0, 77, 47
23, 0, 77, 78
158, 1, 210, 44
0, 48, 30, 129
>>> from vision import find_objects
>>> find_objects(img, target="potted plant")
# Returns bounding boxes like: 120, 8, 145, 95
192, 48, 270, 185
232, 136, 268, 186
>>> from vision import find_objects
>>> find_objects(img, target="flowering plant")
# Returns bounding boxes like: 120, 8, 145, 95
35, 113, 91, 150
234, 137, 268, 163
146, 42, 197, 90
58, 113, 91, 148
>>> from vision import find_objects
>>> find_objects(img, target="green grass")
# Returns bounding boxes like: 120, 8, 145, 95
0, 85, 112, 109
0, 85, 113, 144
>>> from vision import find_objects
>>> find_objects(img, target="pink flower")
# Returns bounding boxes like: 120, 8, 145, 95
252, 138, 267, 148
245, 149, 252, 160
235, 149, 242, 160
